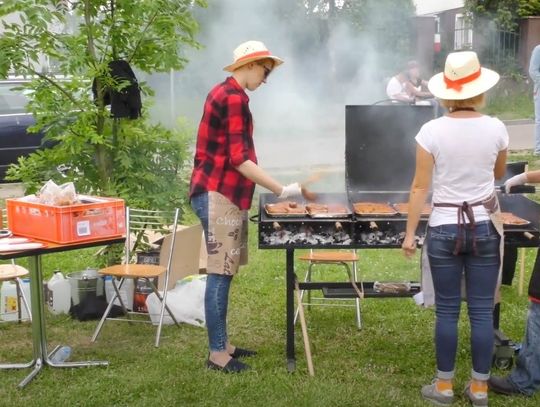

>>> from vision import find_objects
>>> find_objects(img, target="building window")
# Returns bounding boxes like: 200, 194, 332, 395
454, 13, 473, 50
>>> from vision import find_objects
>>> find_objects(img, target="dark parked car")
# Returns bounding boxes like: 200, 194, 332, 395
0, 79, 45, 182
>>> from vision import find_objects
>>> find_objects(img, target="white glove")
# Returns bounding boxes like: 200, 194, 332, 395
278, 182, 302, 199
504, 173, 528, 193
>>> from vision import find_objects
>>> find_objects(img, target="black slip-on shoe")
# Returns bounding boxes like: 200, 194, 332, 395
230, 347, 257, 358
206, 358, 250, 373
488, 376, 523, 396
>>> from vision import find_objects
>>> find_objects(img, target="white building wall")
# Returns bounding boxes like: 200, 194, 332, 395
414, 0, 464, 16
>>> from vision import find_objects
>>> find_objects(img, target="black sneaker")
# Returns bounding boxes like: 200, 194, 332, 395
206, 358, 250, 373
488, 376, 522, 396
230, 347, 257, 358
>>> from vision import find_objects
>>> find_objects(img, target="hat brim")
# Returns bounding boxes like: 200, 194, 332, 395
428, 67, 500, 100
223, 55, 284, 72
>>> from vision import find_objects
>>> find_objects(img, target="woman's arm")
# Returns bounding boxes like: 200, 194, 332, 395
235, 160, 316, 200
404, 81, 433, 99
527, 169, 540, 183
505, 169, 540, 192
493, 149, 508, 180
402, 144, 434, 258
235, 160, 283, 195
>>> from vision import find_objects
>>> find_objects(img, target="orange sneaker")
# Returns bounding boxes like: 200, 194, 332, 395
464, 380, 488, 407
421, 379, 454, 406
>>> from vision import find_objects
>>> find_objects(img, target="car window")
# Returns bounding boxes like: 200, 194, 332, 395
0, 84, 29, 114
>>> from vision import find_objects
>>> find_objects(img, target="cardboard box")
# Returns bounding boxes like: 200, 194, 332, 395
155, 224, 207, 290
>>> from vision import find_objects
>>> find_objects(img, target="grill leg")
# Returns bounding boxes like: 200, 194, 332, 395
286, 248, 296, 372
352, 261, 362, 330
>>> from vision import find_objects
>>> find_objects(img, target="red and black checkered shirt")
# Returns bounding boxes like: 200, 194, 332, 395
189, 77, 257, 210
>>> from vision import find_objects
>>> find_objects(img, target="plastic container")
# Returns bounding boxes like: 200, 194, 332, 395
6, 195, 125, 244
104, 276, 134, 310
66, 268, 101, 306
46, 271, 71, 314
50, 346, 71, 363
1, 279, 31, 321
133, 278, 155, 313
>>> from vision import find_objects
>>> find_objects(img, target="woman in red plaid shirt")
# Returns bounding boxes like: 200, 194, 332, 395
190, 40, 313, 373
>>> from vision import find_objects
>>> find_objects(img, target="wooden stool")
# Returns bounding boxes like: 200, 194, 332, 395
295, 250, 362, 329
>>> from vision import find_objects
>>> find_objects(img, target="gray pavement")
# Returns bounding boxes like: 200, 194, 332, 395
0, 182, 24, 199
505, 119, 536, 151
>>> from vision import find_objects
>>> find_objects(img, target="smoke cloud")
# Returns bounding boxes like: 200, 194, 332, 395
144, 0, 413, 191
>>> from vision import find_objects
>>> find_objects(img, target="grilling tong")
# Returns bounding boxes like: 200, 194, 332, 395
498, 185, 536, 194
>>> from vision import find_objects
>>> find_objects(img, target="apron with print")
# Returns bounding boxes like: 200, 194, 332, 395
420, 192, 504, 307
206, 191, 249, 276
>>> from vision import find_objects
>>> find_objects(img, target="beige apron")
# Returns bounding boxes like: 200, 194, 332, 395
420, 192, 504, 307
206, 191, 248, 276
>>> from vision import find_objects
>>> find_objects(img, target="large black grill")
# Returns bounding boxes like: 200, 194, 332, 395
257, 104, 540, 371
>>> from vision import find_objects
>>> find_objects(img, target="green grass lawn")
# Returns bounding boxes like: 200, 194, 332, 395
484, 77, 534, 120
1, 153, 539, 406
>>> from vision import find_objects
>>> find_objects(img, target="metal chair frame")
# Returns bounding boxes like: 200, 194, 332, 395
295, 249, 362, 329
91, 207, 181, 347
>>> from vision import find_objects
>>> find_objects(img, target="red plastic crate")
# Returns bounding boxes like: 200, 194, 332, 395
6, 195, 126, 244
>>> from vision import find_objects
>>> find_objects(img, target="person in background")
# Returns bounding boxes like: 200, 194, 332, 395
190, 40, 314, 373
489, 169, 540, 397
386, 60, 433, 103
405, 60, 434, 101
529, 45, 540, 155
402, 51, 508, 406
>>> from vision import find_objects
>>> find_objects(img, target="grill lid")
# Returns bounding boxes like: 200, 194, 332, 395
345, 105, 436, 195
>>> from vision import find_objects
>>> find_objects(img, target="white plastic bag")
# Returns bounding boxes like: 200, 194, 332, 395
37, 180, 77, 206
146, 275, 206, 327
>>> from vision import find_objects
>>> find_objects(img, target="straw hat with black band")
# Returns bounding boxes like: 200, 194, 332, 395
428, 51, 500, 100
223, 40, 284, 72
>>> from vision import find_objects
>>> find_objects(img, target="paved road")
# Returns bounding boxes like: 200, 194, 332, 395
505, 119, 536, 151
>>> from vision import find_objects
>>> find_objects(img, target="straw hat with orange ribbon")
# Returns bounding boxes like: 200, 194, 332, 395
223, 40, 284, 72
428, 51, 499, 100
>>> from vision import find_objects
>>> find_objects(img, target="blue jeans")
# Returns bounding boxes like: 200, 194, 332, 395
427, 221, 500, 381
535, 89, 540, 154
191, 192, 233, 352
509, 301, 540, 395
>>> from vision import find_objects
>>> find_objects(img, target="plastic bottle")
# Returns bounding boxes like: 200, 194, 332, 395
1, 281, 18, 321
47, 271, 71, 314
0, 279, 31, 321
50, 346, 71, 363
104, 276, 134, 310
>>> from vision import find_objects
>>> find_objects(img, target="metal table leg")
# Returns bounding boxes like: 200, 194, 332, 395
11, 254, 108, 388
18, 358, 43, 389
286, 248, 296, 372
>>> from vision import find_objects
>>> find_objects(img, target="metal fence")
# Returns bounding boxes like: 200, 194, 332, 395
480, 28, 521, 71
455, 26, 521, 73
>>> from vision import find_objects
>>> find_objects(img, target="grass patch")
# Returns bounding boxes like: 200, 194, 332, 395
484, 76, 534, 120
0, 231, 538, 406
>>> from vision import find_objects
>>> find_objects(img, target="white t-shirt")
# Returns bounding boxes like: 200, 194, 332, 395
415, 115, 509, 226
386, 76, 408, 100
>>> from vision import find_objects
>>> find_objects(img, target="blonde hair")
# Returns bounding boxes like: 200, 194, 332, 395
440, 93, 486, 110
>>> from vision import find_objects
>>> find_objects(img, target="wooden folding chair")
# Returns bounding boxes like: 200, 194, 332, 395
91, 207, 181, 347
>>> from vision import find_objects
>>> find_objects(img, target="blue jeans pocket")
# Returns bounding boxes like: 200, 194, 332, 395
473, 234, 500, 257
